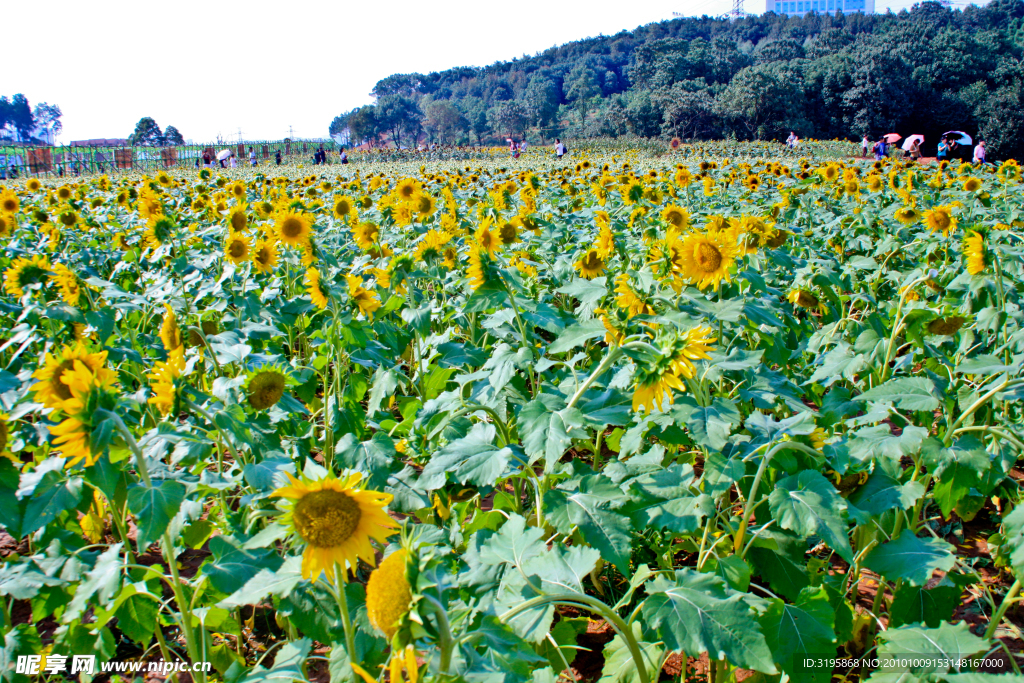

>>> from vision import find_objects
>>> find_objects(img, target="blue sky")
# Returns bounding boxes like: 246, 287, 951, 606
7, 0, 988, 143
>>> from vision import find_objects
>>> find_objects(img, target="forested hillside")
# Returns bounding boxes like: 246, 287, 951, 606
330, 0, 1024, 157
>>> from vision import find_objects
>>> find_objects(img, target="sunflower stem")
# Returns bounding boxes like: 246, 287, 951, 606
333, 563, 360, 671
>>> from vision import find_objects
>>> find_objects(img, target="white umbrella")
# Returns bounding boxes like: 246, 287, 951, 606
216, 149, 232, 161
901, 134, 924, 151
942, 131, 972, 145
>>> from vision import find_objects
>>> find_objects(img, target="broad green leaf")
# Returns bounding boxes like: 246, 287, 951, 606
417, 423, 517, 489
126, 480, 186, 549
548, 319, 607, 353
863, 531, 956, 586
1001, 504, 1024, 578
21, 470, 84, 537
856, 377, 941, 412
769, 470, 853, 562
219, 555, 303, 608
239, 637, 311, 683
544, 475, 633, 574
435, 341, 489, 368
889, 583, 961, 628
335, 432, 399, 489
761, 587, 837, 683
877, 622, 990, 673
202, 536, 284, 596
599, 622, 665, 683
519, 394, 587, 469
63, 544, 123, 624
671, 397, 741, 451
642, 569, 776, 673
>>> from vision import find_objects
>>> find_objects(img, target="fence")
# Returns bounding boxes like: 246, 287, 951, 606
0, 138, 336, 180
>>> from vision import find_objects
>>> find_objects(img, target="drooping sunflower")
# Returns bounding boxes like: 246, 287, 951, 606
788, 289, 823, 311
272, 472, 399, 581
413, 229, 451, 262
144, 216, 176, 248
498, 221, 520, 246
575, 249, 606, 279
475, 221, 500, 256
365, 549, 413, 641
224, 232, 251, 264
997, 159, 1019, 183
306, 268, 329, 310
3, 254, 52, 298
924, 206, 957, 236
159, 305, 183, 351
31, 343, 109, 410
246, 367, 289, 410
147, 346, 186, 416
48, 360, 120, 469
252, 239, 278, 274
0, 213, 16, 238
677, 230, 738, 291
347, 275, 382, 318
927, 316, 966, 336
276, 211, 313, 247
894, 207, 920, 225
50, 263, 83, 307
632, 355, 687, 413
467, 245, 488, 291
668, 325, 716, 379
614, 274, 654, 318
963, 231, 987, 275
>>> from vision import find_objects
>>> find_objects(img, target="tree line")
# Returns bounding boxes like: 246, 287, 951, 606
328, 0, 1024, 158
1, 94, 63, 143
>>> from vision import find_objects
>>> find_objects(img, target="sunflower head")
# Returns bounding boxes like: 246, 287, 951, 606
228, 206, 248, 232
333, 196, 354, 220
159, 305, 182, 351
366, 549, 413, 642
3, 254, 51, 298
247, 367, 290, 410
47, 360, 120, 469
0, 189, 20, 214
661, 205, 690, 229
273, 472, 399, 581
276, 211, 313, 247
575, 249, 606, 279
678, 231, 737, 291
252, 239, 278, 274
224, 232, 251, 264
927, 316, 966, 336
924, 206, 956, 235
31, 343, 109, 410
894, 207, 920, 225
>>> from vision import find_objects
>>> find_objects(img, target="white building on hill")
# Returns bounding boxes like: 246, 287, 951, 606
767, 0, 875, 15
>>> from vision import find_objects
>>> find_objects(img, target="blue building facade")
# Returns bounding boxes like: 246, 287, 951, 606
766, 0, 875, 15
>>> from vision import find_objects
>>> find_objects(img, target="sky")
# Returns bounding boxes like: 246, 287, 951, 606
5, 0, 988, 144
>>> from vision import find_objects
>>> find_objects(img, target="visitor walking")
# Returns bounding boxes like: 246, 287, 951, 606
229, 153, 238, 168
249, 147, 257, 166
937, 137, 949, 162
275, 149, 282, 165
786, 132, 796, 148
973, 140, 988, 166
555, 138, 566, 160
340, 148, 348, 164
873, 137, 887, 161
861, 135, 870, 158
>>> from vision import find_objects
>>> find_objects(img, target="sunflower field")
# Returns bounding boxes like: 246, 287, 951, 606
0, 146, 1023, 683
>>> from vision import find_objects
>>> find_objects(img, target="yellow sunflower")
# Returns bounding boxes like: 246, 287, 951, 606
677, 231, 738, 291
276, 211, 313, 247
159, 305, 182, 351
246, 367, 289, 410
632, 359, 686, 413
467, 245, 488, 290
894, 207, 920, 225
50, 263, 83, 307
668, 325, 716, 379
31, 343, 109, 410
147, 346, 185, 416
475, 221, 500, 256
0, 213, 16, 237
306, 268, 329, 310
353, 222, 379, 251
252, 239, 278, 274
575, 249, 606, 279
365, 549, 412, 641
963, 177, 982, 192
272, 472, 399, 581
227, 205, 248, 232
224, 232, 250, 265
4, 254, 52, 298
614, 274, 654, 318
924, 206, 957, 236
0, 189, 20, 214
333, 196, 354, 221
48, 360, 120, 469
661, 205, 690, 230
144, 216, 175, 249
498, 221, 520, 246
963, 231, 987, 275
347, 275, 382, 318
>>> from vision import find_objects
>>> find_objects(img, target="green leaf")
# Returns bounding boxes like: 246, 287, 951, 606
599, 621, 665, 683
417, 423, 517, 489
670, 397, 741, 451
126, 480, 186, 549
856, 377, 941, 412
769, 470, 853, 562
761, 587, 836, 683
548, 319, 606, 353
519, 394, 587, 470
239, 637, 311, 683
863, 531, 956, 586
21, 470, 84, 537
114, 592, 160, 644
642, 569, 776, 673
0, 624, 42, 683
544, 475, 633, 574
219, 555, 303, 608
63, 544, 123, 624
335, 432, 398, 489
846, 425, 929, 464
876, 622, 990, 673
847, 470, 926, 524
202, 536, 284, 596
435, 341, 489, 368
555, 277, 608, 322
889, 583, 961, 628
808, 343, 866, 387
1000, 504, 1024, 579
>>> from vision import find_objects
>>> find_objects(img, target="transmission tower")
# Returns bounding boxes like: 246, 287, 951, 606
728, 0, 746, 20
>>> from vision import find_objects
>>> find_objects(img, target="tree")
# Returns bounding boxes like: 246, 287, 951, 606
348, 106, 379, 146
486, 101, 529, 139
523, 74, 561, 140
9, 94, 34, 142
129, 117, 163, 146
163, 125, 185, 145
421, 98, 466, 143
458, 96, 490, 145
31, 103, 62, 140
329, 114, 349, 138
376, 95, 422, 148
563, 63, 601, 128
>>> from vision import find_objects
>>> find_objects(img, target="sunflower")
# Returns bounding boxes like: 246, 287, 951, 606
413, 229, 451, 262
365, 549, 412, 641
48, 360, 120, 469
252, 239, 278, 274
475, 221, 500, 255
347, 275, 382, 318
963, 177, 982, 192
614, 274, 654, 318
31, 343, 109, 410
148, 346, 185, 416
575, 249, 606, 279
229, 182, 246, 200
272, 472, 399, 581
927, 316, 965, 336
394, 178, 421, 201
247, 368, 289, 410
498, 221, 519, 246
224, 232, 250, 264
0, 189, 19, 214
56, 186, 73, 201
353, 222, 379, 251
3, 254, 51, 298
963, 231, 987, 275
894, 207, 920, 225
467, 246, 488, 290
333, 196, 354, 221
159, 305, 183, 351
677, 231, 737, 291
25, 178, 42, 192
668, 325, 716, 379
144, 216, 175, 248
788, 289, 822, 311
632, 356, 687, 413
661, 205, 690, 229
227, 206, 248, 232
997, 160, 1019, 182
50, 263, 83, 307
416, 194, 436, 218
306, 268, 329, 310
276, 211, 313, 247
924, 206, 957, 236
0, 213, 16, 237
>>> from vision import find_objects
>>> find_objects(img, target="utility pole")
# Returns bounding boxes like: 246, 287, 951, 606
288, 125, 294, 140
